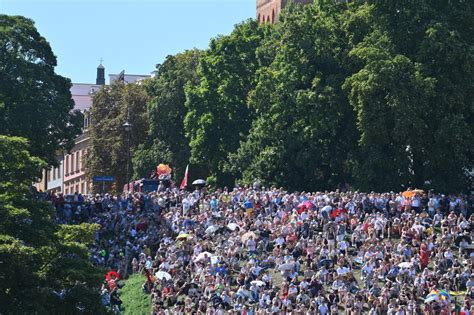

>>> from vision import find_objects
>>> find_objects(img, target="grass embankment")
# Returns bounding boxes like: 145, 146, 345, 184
119, 274, 151, 315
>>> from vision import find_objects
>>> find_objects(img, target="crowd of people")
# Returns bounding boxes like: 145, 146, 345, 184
46, 183, 474, 314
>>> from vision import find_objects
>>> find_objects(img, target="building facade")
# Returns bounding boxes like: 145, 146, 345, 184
257, 0, 313, 23
45, 156, 64, 193
62, 67, 150, 195
34, 64, 150, 195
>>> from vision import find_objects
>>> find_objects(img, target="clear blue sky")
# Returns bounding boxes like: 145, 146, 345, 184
0, 0, 255, 83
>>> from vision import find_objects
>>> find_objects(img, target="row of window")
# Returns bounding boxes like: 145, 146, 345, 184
257, 9, 275, 24
64, 149, 87, 176
64, 181, 88, 195
47, 165, 61, 182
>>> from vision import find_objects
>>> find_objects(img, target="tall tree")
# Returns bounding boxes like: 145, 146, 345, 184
0, 136, 104, 313
134, 50, 202, 180
184, 20, 266, 186
87, 81, 149, 192
229, 2, 358, 191
343, 0, 474, 192
0, 15, 82, 165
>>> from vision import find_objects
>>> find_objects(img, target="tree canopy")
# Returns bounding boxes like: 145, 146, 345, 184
184, 20, 267, 186
0, 15, 82, 164
137, 1, 473, 192
87, 80, 149, 192
134, 50, 202, 180
0, 136, 104, 313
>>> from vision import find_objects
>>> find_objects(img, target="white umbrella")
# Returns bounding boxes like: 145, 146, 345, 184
278, 263, 295, 271
155, 271, 172, 281
321, 205, 332, 213
227, 223, 240, 231
194, 251, 212, 262
336, 267, 350, 275
192, 179, 206, 185
251, 280, 266, 287
398, 262, 413, 268
205, 225, 219, 235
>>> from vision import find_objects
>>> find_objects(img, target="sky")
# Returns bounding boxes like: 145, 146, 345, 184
0, 0, 255, 83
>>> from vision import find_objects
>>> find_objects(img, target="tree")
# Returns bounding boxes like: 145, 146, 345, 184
87, 81, 149, 192
343, 0, 474, 192
135, 50, 201, 180
229, 2, 358, 191
0, 136, 104, 313
184, 20, 266, 186
0, 15, 82, 165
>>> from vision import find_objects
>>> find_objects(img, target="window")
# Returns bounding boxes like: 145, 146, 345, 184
65, 155, 69, 175
76, 152, 79, 171
272, 9, 275, 23
52, 167, 55, 180
81, 150, 87, 171
71, 154, 75, 173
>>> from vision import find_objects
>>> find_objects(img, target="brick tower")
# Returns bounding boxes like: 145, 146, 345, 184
256, 0, 313, 24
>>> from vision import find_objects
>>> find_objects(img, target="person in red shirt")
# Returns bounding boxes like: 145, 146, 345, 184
420, 243, 430, 269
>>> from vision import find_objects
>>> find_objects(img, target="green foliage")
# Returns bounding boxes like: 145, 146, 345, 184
119, 274, 152, 315
0, 136, 105, 313
184, 20, 267, 186
343, 0, 474, 191
87, 81, 149, 192
136, 50, 202, 179
132, 139, 173, 179
0, 15, 82, 165
140, 1, 472, 193
229, 2, 358, 191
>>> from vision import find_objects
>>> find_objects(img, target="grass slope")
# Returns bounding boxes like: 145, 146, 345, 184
119, 274, 151, 315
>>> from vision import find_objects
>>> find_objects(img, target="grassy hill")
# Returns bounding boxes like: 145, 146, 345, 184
119, 274, 151, 315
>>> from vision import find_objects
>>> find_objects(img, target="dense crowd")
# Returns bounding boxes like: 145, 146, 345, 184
47, 184, 474, 314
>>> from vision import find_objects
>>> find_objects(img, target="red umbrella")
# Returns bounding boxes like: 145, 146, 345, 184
105, 270, 120, 282
297, 200, 314, 214
331, 208, 347, 219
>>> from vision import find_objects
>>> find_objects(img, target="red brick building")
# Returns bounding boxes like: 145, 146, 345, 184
257, 0, 313, 23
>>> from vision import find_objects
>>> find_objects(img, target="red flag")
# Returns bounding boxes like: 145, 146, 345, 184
180, 165, 189, 190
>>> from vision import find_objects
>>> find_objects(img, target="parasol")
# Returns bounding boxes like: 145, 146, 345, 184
278, 262, 295, 271
205, 225, 219, 235
251, 280, 266, 287
424, 289, 451, 304
176, 233, 192, 240
192, 179, 206, 185
105, 271, 120, 282
227, 223, 240, 231
194, 251, 213, 262
155, 271, 172, 281
398, 262, 413, 268
297, 200, 314, 213
402, 189, 424, 198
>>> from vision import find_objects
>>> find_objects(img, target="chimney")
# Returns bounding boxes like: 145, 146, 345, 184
96, 63, 105, 85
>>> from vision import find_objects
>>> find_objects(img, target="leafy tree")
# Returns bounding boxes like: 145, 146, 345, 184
184, 20, 266, 186
87, 81, 149, 192
0, 15, 82, 165
132, 139, 173, 179
0, 136, 104, 313
229, 2, 358, 191
343, 0, 474, 192
135, 50, 201, 179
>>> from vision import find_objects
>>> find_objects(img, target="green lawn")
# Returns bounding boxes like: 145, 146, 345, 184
119, 274, 152, 315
